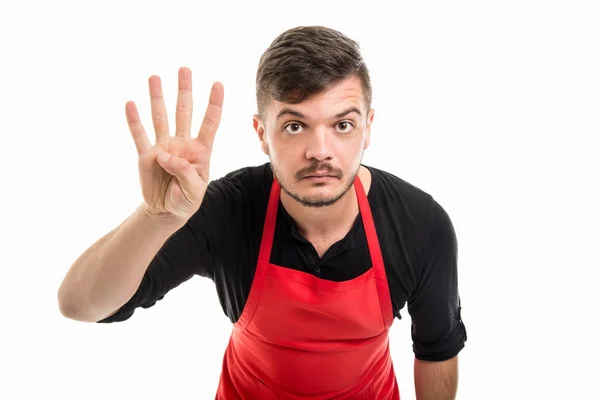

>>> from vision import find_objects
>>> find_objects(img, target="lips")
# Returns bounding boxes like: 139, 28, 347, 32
303, 173, 334, 178
296, 164, 340, 180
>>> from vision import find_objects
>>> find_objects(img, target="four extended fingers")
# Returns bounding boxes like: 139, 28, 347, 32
127, 67, 223, 154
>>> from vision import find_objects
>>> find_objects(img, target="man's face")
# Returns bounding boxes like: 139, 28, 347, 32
253, 76, 374, 208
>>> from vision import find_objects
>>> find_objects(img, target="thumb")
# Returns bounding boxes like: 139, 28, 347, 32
156, 151, 202, 192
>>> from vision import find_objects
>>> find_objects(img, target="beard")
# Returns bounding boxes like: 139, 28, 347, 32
268, 157, 362, 208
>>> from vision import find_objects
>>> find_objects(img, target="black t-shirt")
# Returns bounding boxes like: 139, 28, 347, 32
99, 163, 467, 362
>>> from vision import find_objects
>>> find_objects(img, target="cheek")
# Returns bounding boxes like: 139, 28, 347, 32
270, 140, 297, 160
342, 138, 366, 161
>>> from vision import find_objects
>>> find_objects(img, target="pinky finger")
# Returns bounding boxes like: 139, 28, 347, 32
125, 101, 151, 155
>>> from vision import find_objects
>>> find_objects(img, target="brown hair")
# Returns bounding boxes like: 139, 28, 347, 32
255, 26, 372, 118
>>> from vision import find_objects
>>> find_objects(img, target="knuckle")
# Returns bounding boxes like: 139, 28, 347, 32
176, 103, 191, 113
127, 117, 140, 126
152, 114, 166, 123
203, 116, 218, 127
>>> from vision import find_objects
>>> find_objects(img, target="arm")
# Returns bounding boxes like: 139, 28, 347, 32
57, 204, 186, 322
57, 70, 227, 323
408, 198, 467, 399
58, 175, 240, 323
414, 356, 458, 400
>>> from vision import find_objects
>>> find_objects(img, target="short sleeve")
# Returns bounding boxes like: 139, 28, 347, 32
407, 199, 467, 361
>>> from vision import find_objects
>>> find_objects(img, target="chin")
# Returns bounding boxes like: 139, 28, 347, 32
284, 179, 354, 208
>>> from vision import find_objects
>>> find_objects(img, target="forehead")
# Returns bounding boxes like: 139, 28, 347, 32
266, 76, 366, 120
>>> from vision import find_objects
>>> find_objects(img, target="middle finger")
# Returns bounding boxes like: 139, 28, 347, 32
148, 75, 170, 143
175, 67, 193, 138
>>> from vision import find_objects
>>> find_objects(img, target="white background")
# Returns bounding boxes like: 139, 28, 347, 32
1, 0, 598, 399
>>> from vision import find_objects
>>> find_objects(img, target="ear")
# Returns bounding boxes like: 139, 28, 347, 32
253, 114, 269, 155
364, 108, 375, 150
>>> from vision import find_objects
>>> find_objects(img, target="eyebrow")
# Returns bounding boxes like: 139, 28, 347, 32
275, 106, 362, 121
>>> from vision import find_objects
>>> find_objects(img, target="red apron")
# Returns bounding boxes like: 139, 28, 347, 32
215, 176, 399, 399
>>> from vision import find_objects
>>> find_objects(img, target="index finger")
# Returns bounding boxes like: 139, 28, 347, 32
195, 81, 224, 150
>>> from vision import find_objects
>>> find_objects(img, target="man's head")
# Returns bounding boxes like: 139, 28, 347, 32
253, 26, 374, 208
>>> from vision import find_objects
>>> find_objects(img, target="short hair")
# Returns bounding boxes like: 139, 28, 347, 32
255, 26, 372, 117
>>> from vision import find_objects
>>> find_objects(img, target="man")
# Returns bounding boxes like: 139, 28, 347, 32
58, 26, 467, 399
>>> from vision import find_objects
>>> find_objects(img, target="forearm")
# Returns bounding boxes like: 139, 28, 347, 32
57, 204, 184, 322
414, 356, 459, 400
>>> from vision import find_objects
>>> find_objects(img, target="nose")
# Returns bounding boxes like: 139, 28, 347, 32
304, 127, 332, 161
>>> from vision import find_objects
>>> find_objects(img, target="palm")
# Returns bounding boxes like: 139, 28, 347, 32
138, 137, 211, 215
125, 67, 224, 219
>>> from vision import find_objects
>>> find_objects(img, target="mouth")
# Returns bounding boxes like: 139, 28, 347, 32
296, 165, 341, 181
302, 174, 336, 180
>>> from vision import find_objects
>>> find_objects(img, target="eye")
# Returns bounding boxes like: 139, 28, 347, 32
284, 122, 304, 134
336, 121, 354, 133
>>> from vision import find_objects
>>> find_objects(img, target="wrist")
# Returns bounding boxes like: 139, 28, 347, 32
136, 204, 188, 234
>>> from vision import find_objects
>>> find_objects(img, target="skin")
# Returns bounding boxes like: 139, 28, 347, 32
253, 75, 374, 245
414, 356, 459, 399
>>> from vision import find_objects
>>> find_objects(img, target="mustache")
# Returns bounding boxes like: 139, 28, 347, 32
295, 163, 343, 180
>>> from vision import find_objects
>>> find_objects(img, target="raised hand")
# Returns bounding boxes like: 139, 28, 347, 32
125, 67, 224, 223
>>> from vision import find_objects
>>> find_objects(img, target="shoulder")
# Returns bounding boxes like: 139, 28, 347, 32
365, 165, 453, 251
366, 165, 434, 224
220, 162, 273, 185
187, 162, 273, 245
191, 163, 274, 234
203, 162, 273, 205
366, 166, 433, 206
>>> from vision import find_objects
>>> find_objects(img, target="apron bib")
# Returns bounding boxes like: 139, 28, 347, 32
216, 176, 399, 399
